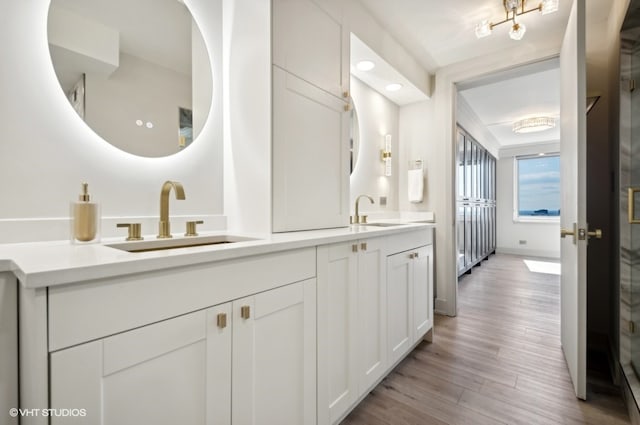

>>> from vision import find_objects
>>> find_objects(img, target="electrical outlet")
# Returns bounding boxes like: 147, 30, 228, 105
519, 240, 527, 245
379, 196, 387, 206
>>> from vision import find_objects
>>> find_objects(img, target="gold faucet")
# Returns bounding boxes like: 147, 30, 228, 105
158, 181, 186, 238
352, 194, 374, 224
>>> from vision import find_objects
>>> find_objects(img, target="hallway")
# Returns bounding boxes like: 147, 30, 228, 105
342, 254, 630, 424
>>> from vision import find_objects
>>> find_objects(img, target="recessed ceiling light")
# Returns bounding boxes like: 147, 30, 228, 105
135, 120, 143, 127
356, 60, 376, 71
385, 83, 403, 92
145, 122, 154, 129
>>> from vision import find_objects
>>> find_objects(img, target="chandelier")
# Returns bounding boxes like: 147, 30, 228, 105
476, 0, 559, 41
512, 116, 556, 133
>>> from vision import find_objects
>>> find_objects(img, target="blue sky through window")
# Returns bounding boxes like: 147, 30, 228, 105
517, 155, 560, 217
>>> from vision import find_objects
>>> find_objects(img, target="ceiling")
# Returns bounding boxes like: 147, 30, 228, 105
458, 59, 560, 147
355, 0, 614, 148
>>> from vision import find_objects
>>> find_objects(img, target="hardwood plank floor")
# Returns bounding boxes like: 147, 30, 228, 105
342, 254, 630, 425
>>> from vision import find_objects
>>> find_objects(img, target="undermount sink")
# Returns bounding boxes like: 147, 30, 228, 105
360, 222, 408, 228
106, 235, 257, 253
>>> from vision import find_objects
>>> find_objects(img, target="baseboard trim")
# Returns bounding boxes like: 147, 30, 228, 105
435, 297, 453, 316
495, 247, 560, 259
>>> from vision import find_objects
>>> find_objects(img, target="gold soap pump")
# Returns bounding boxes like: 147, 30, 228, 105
72, 182, 100, 243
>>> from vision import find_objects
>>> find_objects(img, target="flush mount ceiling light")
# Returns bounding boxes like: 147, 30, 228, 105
476, 0, 559, 41
356, 60, 376, 71
385, 83, 403, 92
512, 116, 556, 133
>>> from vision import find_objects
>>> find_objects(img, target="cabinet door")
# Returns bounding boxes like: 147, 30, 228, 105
272, 0, 348, 99
317, 243, 358, 425
412, 245, 433, 342
357, 238, 387, 393
457, 204, 466, 273
272, 66, 350, 232
233, 279, 316, 425
50, 306, 232, 425
387, 251, 413, 365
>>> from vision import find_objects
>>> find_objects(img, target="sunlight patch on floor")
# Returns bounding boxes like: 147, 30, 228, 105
523, 259, 561, 275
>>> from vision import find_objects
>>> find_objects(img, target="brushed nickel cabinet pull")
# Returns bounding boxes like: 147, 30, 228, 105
241, 305, 251, 320
361, 242, 367, 251
352, 244, 358, 253
216, 313, 227, 329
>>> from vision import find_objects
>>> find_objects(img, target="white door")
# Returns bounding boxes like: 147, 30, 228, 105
272, 66, 350, 232
387, 250, 413, 365
316, 242, 358, 425
559, 0, 587, 400
413, 245, 433, 341
232, 279, 317, 425
357, 238, 387, 392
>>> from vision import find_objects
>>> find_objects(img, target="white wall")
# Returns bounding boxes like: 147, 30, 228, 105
0, 0, 223, 243
496, 152, 561, 259
222, 0, 271, 234
398, 101, 435, 213
350, 77, 399, 213
86, 53, 192, 158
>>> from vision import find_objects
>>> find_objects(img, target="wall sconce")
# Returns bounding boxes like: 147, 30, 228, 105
380, 134, 392, 176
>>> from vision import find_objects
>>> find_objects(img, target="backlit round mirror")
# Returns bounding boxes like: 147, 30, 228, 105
47, 0, 213, 158
350, 106, 360, 174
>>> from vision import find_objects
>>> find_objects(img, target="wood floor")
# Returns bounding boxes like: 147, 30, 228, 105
342, 254, 631, 425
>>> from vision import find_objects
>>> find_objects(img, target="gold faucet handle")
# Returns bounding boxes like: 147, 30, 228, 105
185, 220, 204, 237
116, 223, 143, 241
360, 215, 368, 224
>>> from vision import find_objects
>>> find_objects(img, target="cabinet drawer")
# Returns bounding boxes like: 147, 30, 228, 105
385, 227, 433, 255
48, 248, 316, 351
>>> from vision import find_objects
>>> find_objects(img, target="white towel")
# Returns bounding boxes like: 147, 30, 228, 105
408, 169, 424, 203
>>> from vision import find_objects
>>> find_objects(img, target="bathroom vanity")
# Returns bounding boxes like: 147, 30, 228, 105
0, 223, 434, 425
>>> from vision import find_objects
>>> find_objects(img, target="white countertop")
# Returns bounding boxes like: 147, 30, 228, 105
0, 222, 435, 289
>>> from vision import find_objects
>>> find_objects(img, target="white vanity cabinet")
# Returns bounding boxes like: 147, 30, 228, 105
50, 306, 232, 425
271, 0, 350, 232
272, 66, 350, 232
272, 0, 349, 100
316, 236, 386, 425
387, 244, 434, 365
44, 248, 317, 425
317, 228, 434, 425
50, 279, 316, 425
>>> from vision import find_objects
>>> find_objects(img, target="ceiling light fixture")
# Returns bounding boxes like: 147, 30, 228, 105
512, 116, 556, 133
356, 60, 376, 71
475, 0, 559, 41
385, 83, 403, 92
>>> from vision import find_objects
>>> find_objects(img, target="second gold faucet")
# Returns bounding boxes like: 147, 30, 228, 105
158, 181, 186, 238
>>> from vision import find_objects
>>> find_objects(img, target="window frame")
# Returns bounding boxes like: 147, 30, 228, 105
513, 153, 561, 223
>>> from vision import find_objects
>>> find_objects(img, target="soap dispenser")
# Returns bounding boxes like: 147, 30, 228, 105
72, 182, 100, 243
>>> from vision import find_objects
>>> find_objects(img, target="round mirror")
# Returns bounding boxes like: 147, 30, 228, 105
47, 0, 213, 158
350, 106, 360, 174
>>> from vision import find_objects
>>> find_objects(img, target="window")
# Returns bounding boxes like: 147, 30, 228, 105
514, 154, 560, 221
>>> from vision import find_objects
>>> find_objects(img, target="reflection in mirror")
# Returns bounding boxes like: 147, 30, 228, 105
47, 0, 212, 158
350, 106, 360, 174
